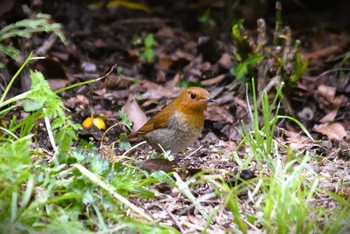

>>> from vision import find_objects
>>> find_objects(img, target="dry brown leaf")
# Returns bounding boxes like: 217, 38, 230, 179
303, 45, 341, 61
48, 79, 70, 91
234, 97, 248, 110
205, 105, 234, 123
156, 70, 166, 83
157, 26, 174, 37
283, 130, 313, 151
51, 51, 69, 61
174, 50, 195, 61
317, 85, 336, 103
94, 88, 107, 97
64, 94, 90, 108
138, 159, 179, 172
104, 74, 132, 89
314, 123, 348, 141
159, 56, 173, 70
201, 74, 226, 86
319, 108, 338, 123
218, 53, 233, 69
141, 80, 181, 100
103, 89, 129, 100
166, 73, 182, 88
122, 97, 149, 132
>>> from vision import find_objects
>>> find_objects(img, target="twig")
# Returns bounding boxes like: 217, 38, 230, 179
256, 75, 281, 107
183, 145, 203, 160
121, 141, 147, 158
55, 64, 118, 94
36, 33, 58, 56
165, 208, 185, 233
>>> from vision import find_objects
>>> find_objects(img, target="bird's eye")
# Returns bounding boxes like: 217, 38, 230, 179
190, 93, 197, 99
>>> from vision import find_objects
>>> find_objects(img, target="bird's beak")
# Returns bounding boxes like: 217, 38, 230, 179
207, 98, 215, 103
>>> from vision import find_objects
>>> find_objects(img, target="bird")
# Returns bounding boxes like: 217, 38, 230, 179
127, 87, 212, 153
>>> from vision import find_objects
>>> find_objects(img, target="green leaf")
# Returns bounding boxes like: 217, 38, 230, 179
119, 133, 127, 141
144, 48, 154, 62
119, 140, 131, 151
91, 157, 110, 175
55, 128, 73, 153
231, 19, 244, 42
198, 8, 216, 26
0, 136, 32, 165
118, 110, 133, 131
232, 64, 248, 80
0, 13, 67, 63
22, 99, 43, 112
245, 54, 264, 65
144, 34, 154, 47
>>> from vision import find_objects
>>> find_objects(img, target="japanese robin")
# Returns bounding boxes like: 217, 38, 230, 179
127, 87, 212, 153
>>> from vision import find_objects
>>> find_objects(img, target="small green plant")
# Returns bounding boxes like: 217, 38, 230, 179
0, 13, 67, 68
143, 34, 155, 62
230, 2, 308, 92
230, 19, 264, 81
198, 8, 216, 27
0, 53, 81, 158
133, 33, 155, 62
240, 80, 313, 163
116, 110, 132, 151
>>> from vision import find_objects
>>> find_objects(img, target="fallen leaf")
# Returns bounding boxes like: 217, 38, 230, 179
141, 80, 181, 100
201, 74, 226, 86
314, 123, 348, 141
50, 51, 69, 61
64, 95, 90, 108
104, 74, 132, 89
208, 86, 225, 99
157, 26, 174, 37
94, 88, 107, 97
48, 79, 70, 91
122, 96, 149, 132
205, 105, 234, 123
156, 70, 166, 83
159, 56, 173, 70
138, 158, 179, 172
303, 45, 341, 61
317, 84, 336, 99
103, 89, 129, 100
218, 53, 233, 69
174, 50, 195, 61
283, 129, 313, 151
319, 108, 338, 123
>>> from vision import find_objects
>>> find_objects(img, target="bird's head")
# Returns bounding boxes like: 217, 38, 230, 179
175, 87, 212, 114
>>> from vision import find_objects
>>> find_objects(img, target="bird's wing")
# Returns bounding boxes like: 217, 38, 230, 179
127, 103, 175, 139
